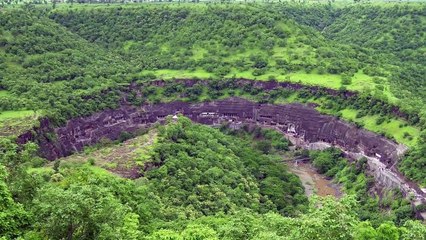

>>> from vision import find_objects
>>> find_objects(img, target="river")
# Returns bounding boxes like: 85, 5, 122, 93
287, 161, 342, 198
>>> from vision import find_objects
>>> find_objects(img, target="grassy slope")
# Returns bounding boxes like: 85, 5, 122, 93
0, 90, 10, 97
141, 69, 377, 92
0, 8, 130, 135
0, 110, 38, 137
339, 109, 419, 147
322, 4, 426, 112
0, 110, 35, 120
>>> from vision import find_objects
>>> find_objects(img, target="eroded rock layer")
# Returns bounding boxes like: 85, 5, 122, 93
19, 97, 405, 165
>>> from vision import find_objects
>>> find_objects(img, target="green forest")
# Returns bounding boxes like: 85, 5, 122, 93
0, 1, 426, 239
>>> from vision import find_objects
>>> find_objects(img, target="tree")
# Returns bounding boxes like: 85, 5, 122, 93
0, 165, 29, 238
376, 222, 400, 240
400, 220, 426, 240
354, 221, 378, 240
103, 213, 141, 240
295, 196, 359, 240
180, 224, 218, 240
0, 139, 40, 204
32, 183, 137, 240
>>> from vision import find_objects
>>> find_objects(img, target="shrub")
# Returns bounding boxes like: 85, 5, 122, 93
256, 140, 272, 154
88, 158, 96, 166
53, 160, 60, 173
268, 75, 276, 81
376, 116, 386, 125
356, 111, 367, 119
341, 74, 352, 85
415, 203, 426, 212
403, 132, 411, 139
118, 131, 133, 142
252, 68, 266, 76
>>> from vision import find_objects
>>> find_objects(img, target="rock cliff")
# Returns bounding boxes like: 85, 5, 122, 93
18, 98, 404, 165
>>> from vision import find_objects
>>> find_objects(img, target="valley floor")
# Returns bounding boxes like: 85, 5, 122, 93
287, 161, 342, 198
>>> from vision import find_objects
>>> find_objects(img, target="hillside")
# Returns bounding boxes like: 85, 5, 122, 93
324, 5, 426, 114
0, 7, 129, 124
0, 4, 424, 125
50, 5, 381, 91
0, 2, 426, 239
48, 4, 426, 114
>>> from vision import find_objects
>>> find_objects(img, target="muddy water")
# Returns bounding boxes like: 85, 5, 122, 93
287, 162, 341, 198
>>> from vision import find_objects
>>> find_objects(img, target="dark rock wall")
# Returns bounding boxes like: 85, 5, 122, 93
18, 97, 404, 167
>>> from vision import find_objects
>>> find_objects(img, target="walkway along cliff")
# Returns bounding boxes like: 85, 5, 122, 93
17, 97, 426, 220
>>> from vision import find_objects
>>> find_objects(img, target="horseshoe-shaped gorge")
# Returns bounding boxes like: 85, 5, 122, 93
2, 4, 426, 238
17, 79, 426, 220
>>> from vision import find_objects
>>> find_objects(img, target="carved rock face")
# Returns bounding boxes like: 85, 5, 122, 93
18, 97, 405, 167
